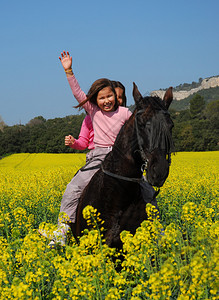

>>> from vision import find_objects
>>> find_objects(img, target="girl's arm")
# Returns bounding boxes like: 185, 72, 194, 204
65, 116, 94, 150
66, 135, 89, 150
59, 51, 88, 104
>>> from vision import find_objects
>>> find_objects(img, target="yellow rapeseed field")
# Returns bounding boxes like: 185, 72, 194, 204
0, 152, 218, 299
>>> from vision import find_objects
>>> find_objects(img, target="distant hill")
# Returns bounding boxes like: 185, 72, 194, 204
171, 86, 219, 111
151, 75, 219, 111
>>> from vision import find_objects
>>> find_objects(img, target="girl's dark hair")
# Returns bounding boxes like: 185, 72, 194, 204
75, 78, 118, 110
112, 81, 127, 107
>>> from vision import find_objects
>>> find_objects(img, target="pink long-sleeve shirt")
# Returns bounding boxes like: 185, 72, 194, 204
67, 75, 132, 148
70, 114, 94, 150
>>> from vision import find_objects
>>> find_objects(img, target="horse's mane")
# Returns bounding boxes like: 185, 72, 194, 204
132, 95, 174, 154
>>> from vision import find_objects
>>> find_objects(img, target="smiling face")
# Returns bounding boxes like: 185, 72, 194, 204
96, 86, 116, 112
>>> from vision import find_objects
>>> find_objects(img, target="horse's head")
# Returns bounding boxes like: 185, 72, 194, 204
133, 83, 174, 187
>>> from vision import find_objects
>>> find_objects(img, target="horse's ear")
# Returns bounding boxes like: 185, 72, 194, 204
133, 82, 143, 104
163, 87, 173, 109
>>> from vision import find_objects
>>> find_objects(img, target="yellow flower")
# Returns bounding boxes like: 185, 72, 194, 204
0, 152, 218, 299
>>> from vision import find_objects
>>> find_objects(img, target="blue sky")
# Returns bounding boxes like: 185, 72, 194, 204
1, 0, 219, 126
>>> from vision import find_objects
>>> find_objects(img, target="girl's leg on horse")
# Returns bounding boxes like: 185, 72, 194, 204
59, 147, 111, 224
39, 165, 99, 247
56, 147, 112, 244
59, 164, 98, 223
68, 150, 93, 240
39, 147, 112, 247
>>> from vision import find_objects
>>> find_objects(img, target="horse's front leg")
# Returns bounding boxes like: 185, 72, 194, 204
103, 212, 124, 248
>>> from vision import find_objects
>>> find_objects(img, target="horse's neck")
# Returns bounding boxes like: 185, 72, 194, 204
104, 123, 142, 178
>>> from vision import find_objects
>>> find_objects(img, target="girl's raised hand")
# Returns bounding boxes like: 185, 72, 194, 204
59, 51, 72, 71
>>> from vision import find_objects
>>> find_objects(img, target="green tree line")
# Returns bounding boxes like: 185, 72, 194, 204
0, 95, 218, 157
171, 96, 218, 151
0, 114, 86, 157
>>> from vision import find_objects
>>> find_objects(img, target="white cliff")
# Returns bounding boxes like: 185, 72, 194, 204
151, 76, 219, 101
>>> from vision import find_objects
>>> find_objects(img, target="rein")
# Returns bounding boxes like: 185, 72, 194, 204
101, 164, 145, 183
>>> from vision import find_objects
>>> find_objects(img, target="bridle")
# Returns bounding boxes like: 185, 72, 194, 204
101, 109, 151, 183
134, 109, 150, 173
102, 106, 172, 183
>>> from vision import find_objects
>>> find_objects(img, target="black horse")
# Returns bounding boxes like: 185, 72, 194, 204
74, 83, 174, 248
